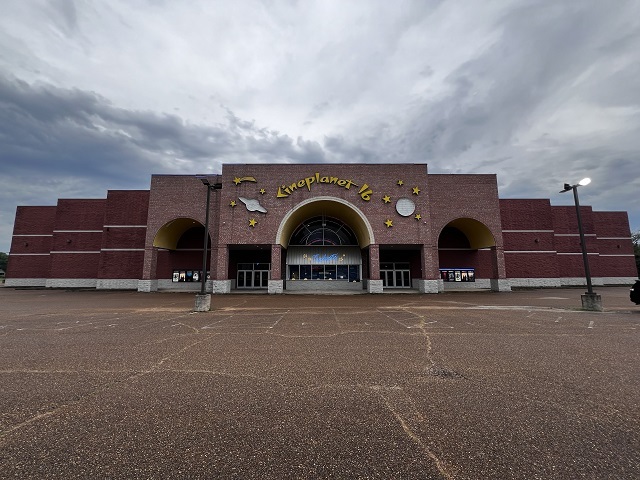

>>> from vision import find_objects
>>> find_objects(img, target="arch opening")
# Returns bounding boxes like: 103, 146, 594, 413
276, 197, 374, 249
153, 217, 206, 250
439, 218, 495, 250
277, 198, 373, 290
437, 218, 497, 287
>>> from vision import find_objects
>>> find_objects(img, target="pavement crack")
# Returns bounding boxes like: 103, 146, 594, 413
372, 386, 457, 479
150, 338, 209, 371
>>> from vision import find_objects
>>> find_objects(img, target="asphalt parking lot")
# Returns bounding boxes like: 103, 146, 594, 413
1, 286, 639, 479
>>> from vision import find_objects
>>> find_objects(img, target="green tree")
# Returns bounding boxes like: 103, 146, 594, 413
633, 230, 640, 276
0, 252, 7, 272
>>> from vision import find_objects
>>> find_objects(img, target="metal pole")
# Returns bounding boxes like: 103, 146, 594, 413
200, 185, 211, 295
572, 186, 594, 294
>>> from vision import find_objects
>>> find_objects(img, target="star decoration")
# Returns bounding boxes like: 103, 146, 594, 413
382, 195, 391, 203
249, 218, 257, 227
233, 176, 257, 185
397, 180, 404, 186
414, 214, 422, 220
384, 219, 393, 228
412, 186, 420, 195
230, 200, 237, 207
259, 188, 266, 195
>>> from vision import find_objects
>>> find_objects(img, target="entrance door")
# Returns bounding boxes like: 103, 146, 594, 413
237, 263, 270, 289
381, 263, 411, 288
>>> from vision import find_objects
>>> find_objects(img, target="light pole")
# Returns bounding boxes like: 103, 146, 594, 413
560, 178, 602, 311
195, 177, 222, 312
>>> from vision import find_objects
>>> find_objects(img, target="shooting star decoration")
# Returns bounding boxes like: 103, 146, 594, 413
238, 197, 267, 213
233, 176, 257, 185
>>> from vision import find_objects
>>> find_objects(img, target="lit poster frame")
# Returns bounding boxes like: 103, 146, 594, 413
172, 270, 210, 282
439, 268, 475, 282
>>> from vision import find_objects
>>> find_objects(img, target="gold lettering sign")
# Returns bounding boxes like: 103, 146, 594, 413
277, 172, 373, 201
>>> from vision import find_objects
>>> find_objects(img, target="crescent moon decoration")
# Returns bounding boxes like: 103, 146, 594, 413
238, 197, 267, 213
233, 176, 258, 185
396, 198, 416, 217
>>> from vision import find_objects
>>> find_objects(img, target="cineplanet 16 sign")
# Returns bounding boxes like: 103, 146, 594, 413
277, 172, 373, 201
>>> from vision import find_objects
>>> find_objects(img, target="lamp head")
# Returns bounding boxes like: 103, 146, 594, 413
199, 177, 211, 186
578, 178, 591, 186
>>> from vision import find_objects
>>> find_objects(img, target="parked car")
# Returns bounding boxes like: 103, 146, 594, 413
631, 279, 640, 305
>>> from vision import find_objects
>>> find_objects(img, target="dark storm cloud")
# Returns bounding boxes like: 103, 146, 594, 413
0, 75, 327, 250
0, 75, 327, 177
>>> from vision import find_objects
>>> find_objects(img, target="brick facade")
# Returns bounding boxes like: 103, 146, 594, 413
6, 164, 637, 292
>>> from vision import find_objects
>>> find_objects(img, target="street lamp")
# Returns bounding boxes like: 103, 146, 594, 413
560, 177, 602, 311
195, 177, 222, 312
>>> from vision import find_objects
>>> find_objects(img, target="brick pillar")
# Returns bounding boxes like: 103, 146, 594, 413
414, 244, 440, 293
141, 246, 157, 280
368, 244, 380, 280
138, 246, 158, 292
367, 244, 383, 293
421, 244, 439, 280
271, 244, 281, 280
490, 246, 511, 292
215, 245, 228, 279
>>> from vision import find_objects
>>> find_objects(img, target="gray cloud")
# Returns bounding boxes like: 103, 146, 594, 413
0, 1, 639, 252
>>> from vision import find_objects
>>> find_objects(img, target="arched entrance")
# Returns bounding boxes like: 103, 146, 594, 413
153, 218, 211, 290
275, 197, 374, 292
437, 218, 510, 291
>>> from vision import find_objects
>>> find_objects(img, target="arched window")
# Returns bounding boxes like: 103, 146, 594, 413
289, 216, 358, 246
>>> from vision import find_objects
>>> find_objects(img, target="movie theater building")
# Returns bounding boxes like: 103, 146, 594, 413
6, 163, 637, 294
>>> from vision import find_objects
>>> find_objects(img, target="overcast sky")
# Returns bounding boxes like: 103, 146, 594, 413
1, 0, 639, 253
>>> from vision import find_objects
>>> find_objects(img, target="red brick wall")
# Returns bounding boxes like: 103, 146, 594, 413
551, 205, 598, 278
156, 250, 205, 279
9, 165, 637, 286
438, 250, 494, 279
49, 199, 105, 279
592, 211, 636, 277
144, 175, 222, 279
500, 199, 558, 278
219, 163, 433, 247
7, 206, 57, 278
98, 191, 149, 279
429, 174, 505, 278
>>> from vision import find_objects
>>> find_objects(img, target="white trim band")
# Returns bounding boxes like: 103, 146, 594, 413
502, 230, 554, 233
504, 250, 557, 254
100, 248, 145, 252
597, 237, 632, 240
599, 254, 635, 257
556, 252, 599, 255
8, 253, 50, 256
50, 251, 101, 254
554, 233, 596, 237
53, 230, 103, 233
12, 234, 53, 237
103, 225, 147, 228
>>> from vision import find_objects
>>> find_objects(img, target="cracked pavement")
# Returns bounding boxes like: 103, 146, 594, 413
1, 287, 639, 479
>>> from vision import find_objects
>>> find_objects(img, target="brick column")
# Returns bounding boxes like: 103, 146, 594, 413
138, 246, 158, 292
416, 244, 440, 293
268, 244, 284, 294
367, 244, 383, 293
368, 244, 380, 280
214, 245, 228, 279
271, 244, 281, 280
421, 244, 439, 279
490, 246, 511, 292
